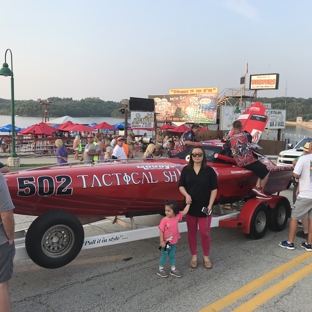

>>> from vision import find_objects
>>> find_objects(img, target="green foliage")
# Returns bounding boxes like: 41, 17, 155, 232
0, 97, 123, 117
256, 97, 312, 121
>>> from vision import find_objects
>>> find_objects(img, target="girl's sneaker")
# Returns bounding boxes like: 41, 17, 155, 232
278, 240, 295, 250
300, 241, 312, 252
170, 269, 182, 278
157, 268, 168, 278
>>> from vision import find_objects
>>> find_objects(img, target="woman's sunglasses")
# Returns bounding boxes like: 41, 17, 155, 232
191, 152, 203, 157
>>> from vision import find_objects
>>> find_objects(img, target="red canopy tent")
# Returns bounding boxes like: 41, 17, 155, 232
64, 123, 96, 132
170, 124, 191, 133
200, 127, 208, 132
55, 120, 74, 131
159, 124, 175, 131
19, 122, 56, 136
93, 122, 117, 131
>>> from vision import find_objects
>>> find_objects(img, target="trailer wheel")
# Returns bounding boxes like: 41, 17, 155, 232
268, 198, 290, 232
25, 210, 84, 269
249, 204, 268, 239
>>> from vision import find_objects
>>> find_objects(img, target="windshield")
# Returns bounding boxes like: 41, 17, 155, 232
173, 146, 221, 162
295, 138, 312, 149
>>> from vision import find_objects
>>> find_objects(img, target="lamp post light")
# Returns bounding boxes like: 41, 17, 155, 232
0, 49, 19, 165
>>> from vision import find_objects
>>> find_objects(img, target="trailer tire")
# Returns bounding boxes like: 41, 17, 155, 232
268, 198, 290, 232
25, 210, 84, 269
249, 204, 268, 239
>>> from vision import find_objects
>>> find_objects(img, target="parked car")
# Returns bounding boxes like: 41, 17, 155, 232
277, 137, 312, 165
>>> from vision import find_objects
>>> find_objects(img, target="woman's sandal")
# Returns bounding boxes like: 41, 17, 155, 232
190, 260, 197, 269
203, 258, 212, 269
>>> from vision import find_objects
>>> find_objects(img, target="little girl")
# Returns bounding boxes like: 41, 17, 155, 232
157, 200, 190, 278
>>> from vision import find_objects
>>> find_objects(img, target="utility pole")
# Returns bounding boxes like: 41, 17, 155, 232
37, 98, 52, 123
121, 99, 129, 137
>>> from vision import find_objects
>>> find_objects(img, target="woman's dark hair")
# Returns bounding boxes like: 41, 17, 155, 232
165, 199, 180, 215
187, 146, 207, 169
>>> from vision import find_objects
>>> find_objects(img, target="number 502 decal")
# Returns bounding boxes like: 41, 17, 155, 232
17, 175, 73, 197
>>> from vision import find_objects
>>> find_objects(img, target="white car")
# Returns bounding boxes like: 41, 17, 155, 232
277, 137, 312, 165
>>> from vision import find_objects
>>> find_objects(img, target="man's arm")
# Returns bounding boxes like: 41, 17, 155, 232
293, 156, 304, 178
0, 167, 9, 174
0, 162, 9, 173
183, 140, 198, 146
1, 210, 15, 244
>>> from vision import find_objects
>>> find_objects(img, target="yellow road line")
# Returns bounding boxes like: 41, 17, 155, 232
233, 262, 312, 311
200, 253, 312, 312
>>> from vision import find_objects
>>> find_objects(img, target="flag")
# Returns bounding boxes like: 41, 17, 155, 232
245, 62, 248, 75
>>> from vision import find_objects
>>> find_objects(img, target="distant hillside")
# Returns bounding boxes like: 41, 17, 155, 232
0, 96, 310, 121
0, 97, 124, 118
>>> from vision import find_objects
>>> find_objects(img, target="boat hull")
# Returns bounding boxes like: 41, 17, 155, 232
5, 159, 293, 217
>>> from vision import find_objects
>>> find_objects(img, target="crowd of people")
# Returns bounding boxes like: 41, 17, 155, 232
65, 127, 199, 163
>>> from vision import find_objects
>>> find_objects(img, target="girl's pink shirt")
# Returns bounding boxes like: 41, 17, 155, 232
158, 212, 183, 244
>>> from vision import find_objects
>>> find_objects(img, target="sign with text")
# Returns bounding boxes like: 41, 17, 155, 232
249, 73, 279, 90
219, 106, 242, 131
149, 93, 218, 123
265, 109, 286, 129
169, 87, 218, 95
262, 103, 271, 109
131, 111, 154, 130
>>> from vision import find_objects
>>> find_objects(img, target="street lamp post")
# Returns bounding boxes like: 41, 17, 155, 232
0, 49, 19, 166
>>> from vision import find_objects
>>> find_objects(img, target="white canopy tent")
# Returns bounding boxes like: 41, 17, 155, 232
47, 115, 82, 125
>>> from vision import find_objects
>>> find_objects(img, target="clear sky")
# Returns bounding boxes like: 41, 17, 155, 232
0, 0, 311, 102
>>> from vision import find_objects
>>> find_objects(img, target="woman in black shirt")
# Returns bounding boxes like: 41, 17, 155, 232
178, 146, 218, 269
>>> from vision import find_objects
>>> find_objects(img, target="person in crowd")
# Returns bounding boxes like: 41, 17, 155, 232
55, 139, 68, 165
221, 120, 271, 199
279, 142, 312, 251
127, 132, 135, 145
127, 133, 136, 157
122, 139, 133, 158
110, 135, 117, 148
163, 135, 170, 153
111, 136, 127, 160
0, 173, 15, 312
178, 146, 218, 269
292, 142, 310, 239
177, 123, 201, 152
73, 135, 82, 160
157, 200, 190, 278
80, 135, 100, 163
167, 140, 179, 158
143, 143, 156, 159
135, 142, 140, 155
1, 137, 8, 153
104, 139, 113, 161
0, 162, 9, 174
155, 128, 163, 156
94, 133, 106, 163
174, 136, 179, 149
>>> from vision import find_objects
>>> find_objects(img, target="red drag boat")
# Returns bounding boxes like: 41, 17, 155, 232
7, 151, 292, 218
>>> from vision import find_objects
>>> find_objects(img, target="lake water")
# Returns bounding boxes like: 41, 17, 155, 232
0, 115, 153, 136
266, 125, 312, 145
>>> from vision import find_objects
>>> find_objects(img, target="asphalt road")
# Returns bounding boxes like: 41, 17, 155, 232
10, 187, 312, 312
